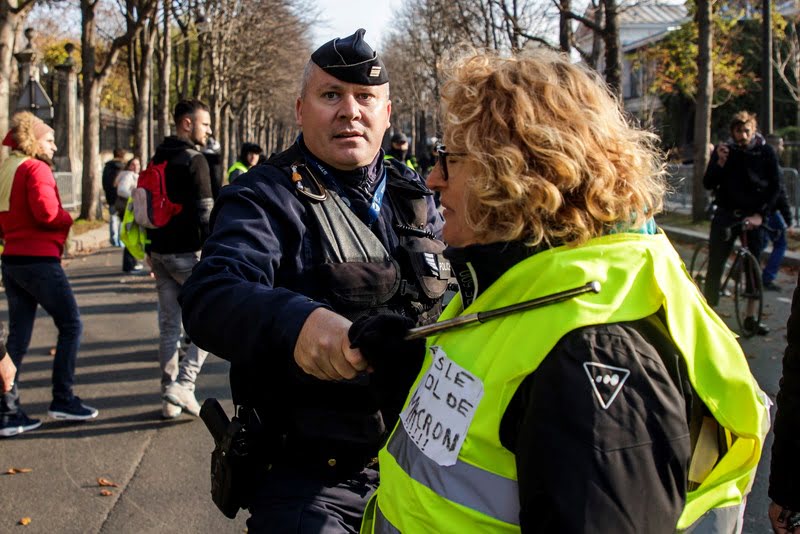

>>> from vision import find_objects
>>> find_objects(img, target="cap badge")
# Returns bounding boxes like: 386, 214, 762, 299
369, 66, 382, 78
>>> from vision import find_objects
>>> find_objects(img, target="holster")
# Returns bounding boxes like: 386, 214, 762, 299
201, 399, 261, 519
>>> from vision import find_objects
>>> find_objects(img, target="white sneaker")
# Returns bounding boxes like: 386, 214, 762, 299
161, 400, 182, 419
163, 382, 201, 417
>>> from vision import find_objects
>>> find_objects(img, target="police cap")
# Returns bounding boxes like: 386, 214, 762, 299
311, 28, 388, 85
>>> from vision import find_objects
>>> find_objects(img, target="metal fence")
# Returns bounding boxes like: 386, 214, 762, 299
665, 164, 800, 226
54, 171, 81, 210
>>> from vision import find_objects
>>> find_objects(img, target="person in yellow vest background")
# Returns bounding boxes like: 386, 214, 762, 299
226, 142, 262, 184
351, 49, 771, 533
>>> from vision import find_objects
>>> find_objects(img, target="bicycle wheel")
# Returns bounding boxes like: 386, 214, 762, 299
733, 250, 763, 338
689, 243, 710, 288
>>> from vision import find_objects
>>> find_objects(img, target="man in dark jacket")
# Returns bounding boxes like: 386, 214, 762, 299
703, 111, 780, 334
102, 148, 125, 247
179, 29, 446, 532
148, 99, 214, 420
769, 270, 800, 533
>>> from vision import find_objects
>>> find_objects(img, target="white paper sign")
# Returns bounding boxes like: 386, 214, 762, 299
400, 346, 484, 466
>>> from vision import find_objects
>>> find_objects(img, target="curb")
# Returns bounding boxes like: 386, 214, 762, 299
66, 226, 112, 256
661, 224, 800, 269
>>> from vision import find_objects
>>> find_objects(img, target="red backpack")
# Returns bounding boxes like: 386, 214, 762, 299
132, 157, 183, 229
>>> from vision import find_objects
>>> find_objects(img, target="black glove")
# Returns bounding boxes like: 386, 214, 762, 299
349, 314, 427, 430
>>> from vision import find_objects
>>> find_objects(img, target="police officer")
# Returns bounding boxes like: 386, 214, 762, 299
180, 29, 446, 533
384, 132, 416, 169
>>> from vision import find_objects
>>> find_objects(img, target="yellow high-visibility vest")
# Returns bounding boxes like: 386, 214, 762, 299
362, 232, 769, 534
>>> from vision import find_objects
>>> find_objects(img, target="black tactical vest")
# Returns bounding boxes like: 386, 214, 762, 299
270, 145, 450, 327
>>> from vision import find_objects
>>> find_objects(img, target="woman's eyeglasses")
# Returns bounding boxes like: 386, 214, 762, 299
435, 145, 466, 182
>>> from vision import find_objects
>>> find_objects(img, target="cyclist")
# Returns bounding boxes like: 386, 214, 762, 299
703, 111, 780, 335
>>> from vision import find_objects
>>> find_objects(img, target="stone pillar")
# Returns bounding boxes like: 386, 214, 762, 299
14, 28, 38, 85
53, 43, 81, 177
14, 28, 53, 122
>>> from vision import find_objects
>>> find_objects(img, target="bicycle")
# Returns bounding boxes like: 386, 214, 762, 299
689, 220, 764, 338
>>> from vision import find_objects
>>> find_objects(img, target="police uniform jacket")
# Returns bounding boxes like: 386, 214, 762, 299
770, 270, 800, 511
179, 139, 444, 457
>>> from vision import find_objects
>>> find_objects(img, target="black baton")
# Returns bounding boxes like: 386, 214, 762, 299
405, 281, 601, 340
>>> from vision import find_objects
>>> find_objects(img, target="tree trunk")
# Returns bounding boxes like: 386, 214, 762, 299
692, 0, 713, 222
157, 0, 171, 142
0, 0, 33, 160
180, 39, 190, 99
80, 78, 101, 220
602, 0, 622, 97
80, 0, 154, 219
131, 20, 156, 163
559, 0, 571, 53
192, 35, 204, 99
0, 10, 16, 161
80, 0, 100, 220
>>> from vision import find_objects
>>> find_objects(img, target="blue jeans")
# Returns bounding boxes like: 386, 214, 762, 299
1, 261, 82, 412
763, 212, 788, 284
150, 251, 208, 390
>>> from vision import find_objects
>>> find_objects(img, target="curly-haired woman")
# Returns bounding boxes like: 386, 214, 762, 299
0, 112, 98, 437
357, 50, 770, 533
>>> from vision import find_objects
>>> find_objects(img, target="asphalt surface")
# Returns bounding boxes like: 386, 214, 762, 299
0, 241, 247, 533
0, 225, 794, 533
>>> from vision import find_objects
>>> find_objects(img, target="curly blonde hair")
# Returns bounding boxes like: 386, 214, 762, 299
440, 49, 667, 247
10, 111, 46, 158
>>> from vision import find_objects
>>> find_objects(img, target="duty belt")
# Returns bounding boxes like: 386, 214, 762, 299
269, 435, 380, 476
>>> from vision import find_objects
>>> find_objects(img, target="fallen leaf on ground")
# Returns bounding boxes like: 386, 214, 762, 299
5, 467, 32, 475
99, 489, 114, 496
97, 477, 119, 487
18, 517, 31, 525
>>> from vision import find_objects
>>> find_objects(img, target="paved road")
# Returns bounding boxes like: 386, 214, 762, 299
0, 239, 794, 533
0, 247, 247, 533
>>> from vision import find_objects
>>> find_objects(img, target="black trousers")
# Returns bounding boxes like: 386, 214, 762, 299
246, 465, 379, 534
703, 210, 765, 307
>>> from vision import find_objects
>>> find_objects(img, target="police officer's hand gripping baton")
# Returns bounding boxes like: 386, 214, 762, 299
404, 281, 601, 340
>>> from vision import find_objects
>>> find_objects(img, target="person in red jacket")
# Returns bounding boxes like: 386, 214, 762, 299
0, 111, 99, 438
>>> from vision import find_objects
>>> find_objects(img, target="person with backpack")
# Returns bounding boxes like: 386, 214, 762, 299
146, 99, 213, 420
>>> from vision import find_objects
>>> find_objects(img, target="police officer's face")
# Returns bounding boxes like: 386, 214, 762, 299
296, 66, 391, 171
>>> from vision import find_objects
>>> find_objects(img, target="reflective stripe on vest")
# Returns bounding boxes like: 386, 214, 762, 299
387, 423, 520, 526
681, 502, 745, 533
